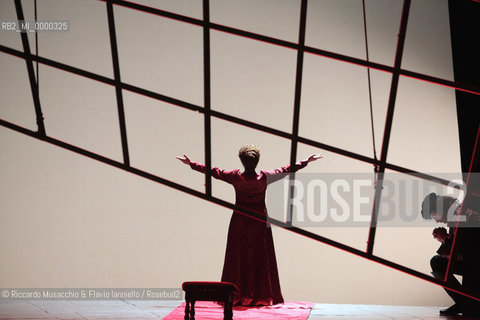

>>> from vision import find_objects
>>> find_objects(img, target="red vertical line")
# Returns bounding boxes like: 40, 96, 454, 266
203, 0, 212, 197
107, 0, 130, 167
444, 124, 480, 282
367, 0, 411, 255
14, 0, 46, 137
287, 0, 308, 226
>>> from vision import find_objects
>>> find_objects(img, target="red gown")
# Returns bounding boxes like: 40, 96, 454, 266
190, 160, 309, 306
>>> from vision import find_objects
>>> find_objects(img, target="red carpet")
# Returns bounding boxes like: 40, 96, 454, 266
163, 301, 315, 320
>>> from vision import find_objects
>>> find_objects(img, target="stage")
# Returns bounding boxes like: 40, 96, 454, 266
0, 299, 464, 319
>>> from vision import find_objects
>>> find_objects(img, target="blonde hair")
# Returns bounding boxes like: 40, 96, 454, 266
238, 144, 260, 170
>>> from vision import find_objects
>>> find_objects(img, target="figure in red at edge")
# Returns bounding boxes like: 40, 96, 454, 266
177, 145, 323, 306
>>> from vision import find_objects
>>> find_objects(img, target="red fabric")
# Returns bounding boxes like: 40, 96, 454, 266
190, 161, 308, 306
163, 301, 315, 320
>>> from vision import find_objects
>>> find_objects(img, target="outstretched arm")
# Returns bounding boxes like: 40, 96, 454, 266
268, 153, 323, 175
264, 153, 323, 185
176, 155, 237, 184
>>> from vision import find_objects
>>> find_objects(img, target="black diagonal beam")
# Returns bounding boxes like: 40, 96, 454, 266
106, 0, 130, 167
287, 0, 309, 225
14, 0, 46, 137
203, 0, 212, 197
366, 0, 411, 255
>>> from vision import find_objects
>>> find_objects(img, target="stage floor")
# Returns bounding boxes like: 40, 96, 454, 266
0, 299, 464, 319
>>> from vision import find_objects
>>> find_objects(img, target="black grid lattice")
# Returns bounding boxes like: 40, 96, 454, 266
1, 0, 480, 301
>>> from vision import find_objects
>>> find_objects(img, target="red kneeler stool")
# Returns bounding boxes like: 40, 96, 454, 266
182, 281, 238, 320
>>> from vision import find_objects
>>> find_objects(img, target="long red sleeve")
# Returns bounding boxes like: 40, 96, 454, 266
189, 162, 238, 184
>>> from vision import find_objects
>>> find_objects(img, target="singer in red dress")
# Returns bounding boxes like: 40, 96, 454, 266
177, 145, 322, 306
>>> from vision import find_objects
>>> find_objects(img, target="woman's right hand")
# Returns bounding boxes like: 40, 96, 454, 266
176, 155, 191, 165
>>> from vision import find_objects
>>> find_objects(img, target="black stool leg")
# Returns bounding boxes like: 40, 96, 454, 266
224, 293, 233, 320
184, 300, 190, 320
190, 300, 195, 320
